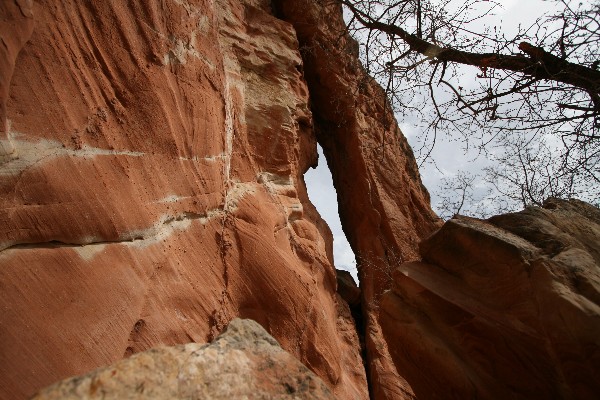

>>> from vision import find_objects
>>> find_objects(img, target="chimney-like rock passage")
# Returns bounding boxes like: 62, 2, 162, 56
275, 1, 441, 398
0, 1, 370, 398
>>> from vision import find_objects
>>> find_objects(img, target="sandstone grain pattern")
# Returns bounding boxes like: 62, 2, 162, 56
0, 1, 367, 398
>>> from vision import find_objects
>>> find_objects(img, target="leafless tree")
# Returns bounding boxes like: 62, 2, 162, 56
339, 0, 599, 212
484, 134, 596, 208
436, 171, 487, 219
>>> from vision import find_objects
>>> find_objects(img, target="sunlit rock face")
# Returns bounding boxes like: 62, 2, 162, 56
0, 1, 367, 398
381, 198, 600, 399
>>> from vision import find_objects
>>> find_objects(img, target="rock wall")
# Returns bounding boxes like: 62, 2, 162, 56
0, 0, 34, 155
32, 318, 335, 400
0, 1, 368, 398
275, 2, 442, 398
3, 1, 597, 399
381, 198, 600, 399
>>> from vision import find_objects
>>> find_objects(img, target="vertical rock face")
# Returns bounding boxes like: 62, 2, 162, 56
0, 0, 34, 155
275, 1, 441, 398
380, 198, 600, 399
7, 1, 595, 399
0, 1, 367, 399
31, 319, 336, 400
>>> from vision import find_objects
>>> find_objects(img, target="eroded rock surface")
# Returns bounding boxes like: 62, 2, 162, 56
2, 1, 598, 399
275, 2, 441, 398
380, 198, 600, 399
31, 318, 335, 400
0, 1, 367, 399
0, 0, 34, 155
336, 269, 361, 307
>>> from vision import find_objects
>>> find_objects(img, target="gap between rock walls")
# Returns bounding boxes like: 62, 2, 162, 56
273, 2, 443, 399
270, 1, 376, 395
303, 143, 370, 388
304, 144, 358, 281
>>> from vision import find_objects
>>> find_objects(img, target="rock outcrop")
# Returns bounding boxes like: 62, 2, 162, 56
336, 269, 361, 307
275, 2, 442, 398
380, 198, 600, 399
0, 0, 34, 156
0, 1, 368, 398
31, 318, 335, 400
3, 0, 598, 399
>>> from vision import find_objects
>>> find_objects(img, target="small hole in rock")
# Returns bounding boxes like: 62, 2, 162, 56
133, 319, 145, 333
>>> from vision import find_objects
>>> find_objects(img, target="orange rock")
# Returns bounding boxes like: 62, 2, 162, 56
0, 1, 367, 399
0, 0, 34, 156
276, 1, 441, 398
381, 199, 600, 399
4, 1, 595, 399
337, 269, 361, 307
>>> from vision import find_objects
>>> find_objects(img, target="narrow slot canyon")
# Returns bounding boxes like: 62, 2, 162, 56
304, 142, 367, 387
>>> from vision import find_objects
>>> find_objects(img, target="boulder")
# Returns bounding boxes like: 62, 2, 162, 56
336, 269, 361, 307
380, 199, 600, 399
31, 318, 335, 400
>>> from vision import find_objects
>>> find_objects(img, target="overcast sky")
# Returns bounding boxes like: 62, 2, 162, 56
304, 0, 560, 282
305, 145, 358, 280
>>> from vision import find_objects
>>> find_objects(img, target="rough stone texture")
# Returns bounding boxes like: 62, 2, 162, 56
31, 318, 335, 400
275, 2, 442, 398
0, 0, 34, 156
380, 198, 600, 399
336, 269, 360, 307
336, 269, 366, 381
0, 1, 368, 399
3, 1, 597, 399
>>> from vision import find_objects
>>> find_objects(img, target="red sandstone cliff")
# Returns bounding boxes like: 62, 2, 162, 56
0, 1, 369, 398
275, 2, 442, 397
1, 1, 598, 399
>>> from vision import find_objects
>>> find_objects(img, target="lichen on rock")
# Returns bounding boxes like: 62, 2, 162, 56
31, 318, 335, 400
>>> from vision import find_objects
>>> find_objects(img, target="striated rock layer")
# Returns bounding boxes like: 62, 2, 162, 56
31, 318, 335, 400
0, 0, 34, 155
0, 1, 368, 398
3, 1, 598, 399
275, 1, 442, 398
381, 198, 600, 399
